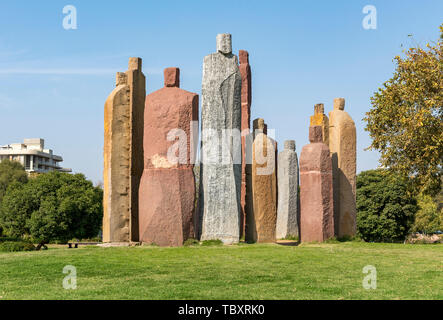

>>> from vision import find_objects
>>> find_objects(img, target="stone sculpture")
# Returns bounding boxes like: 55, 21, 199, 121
103, 58, 145, 243
299, 126, 334, 242
138, 68, 199, 247
276, 140, 299, 239
329, 98, 357, 238
239, 50, 252, 238
199, 34, 242, 244
310, 103, 329, 146
246, 119, 277, 243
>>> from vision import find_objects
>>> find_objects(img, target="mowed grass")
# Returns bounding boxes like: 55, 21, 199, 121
0, 242, 441, 300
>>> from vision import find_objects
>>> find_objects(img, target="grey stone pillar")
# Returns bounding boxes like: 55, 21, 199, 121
199, 34, 242, 244
276, 140, 299, 239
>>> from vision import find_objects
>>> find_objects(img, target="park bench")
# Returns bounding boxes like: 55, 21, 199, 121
67, 242, 100, 248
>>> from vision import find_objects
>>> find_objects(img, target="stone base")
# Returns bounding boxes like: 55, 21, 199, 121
139, 168, 196, 247
97, 242, 134, 247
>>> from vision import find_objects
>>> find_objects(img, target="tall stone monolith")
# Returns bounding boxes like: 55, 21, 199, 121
310, 103, 329, 146
103, 58, 145, 243
246, 119, 277, 243
329, 98, 357, 238
276, 140, 299, 239
239, 50, 252, 238
299, 126, 334, 242
139, 68, 198, 247
199, 34, 242, 244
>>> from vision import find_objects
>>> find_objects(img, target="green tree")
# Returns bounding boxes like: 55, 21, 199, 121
0, 171, 102, 249
0, 181, 36, 238
0, 159, 28, 236
356, 169, 418, 242
364, 25, 443, 195
0, 160, 28, 203
412, 194, 443, 234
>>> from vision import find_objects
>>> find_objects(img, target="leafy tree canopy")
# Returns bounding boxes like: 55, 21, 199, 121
412, 194, 443, 234
0, 160, 28, 203
0, 171, 102, 248
364, 25, 443, 195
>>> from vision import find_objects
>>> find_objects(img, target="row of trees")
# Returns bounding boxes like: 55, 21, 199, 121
0, 160, 102, 249
1, 159, 441, 245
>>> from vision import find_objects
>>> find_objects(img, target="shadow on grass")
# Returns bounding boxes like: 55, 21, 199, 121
276, 241, 299, 247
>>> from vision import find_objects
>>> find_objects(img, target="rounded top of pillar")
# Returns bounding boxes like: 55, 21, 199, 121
217, 34, 232, 54
128, 57, 142, 71
309, 126, 323, 143
333, 98, 345, 110
253, 118, 265, 130
284, 140, 296, 151
314, 103, 324, 115
116, 72, 127, 86
253, 118, 267, 135
164, 67, 180, 88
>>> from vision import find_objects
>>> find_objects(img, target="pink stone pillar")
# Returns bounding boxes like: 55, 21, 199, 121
299, 126, 334, 242
139, 68, 199, 246
239, 50, 252, 239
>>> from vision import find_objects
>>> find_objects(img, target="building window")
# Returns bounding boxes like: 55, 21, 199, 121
25, 155, 31, 170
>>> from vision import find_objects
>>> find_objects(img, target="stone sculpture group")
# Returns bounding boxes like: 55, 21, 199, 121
103, 34, 357, 246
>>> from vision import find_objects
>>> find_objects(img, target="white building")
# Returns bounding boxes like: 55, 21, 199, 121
0, 138, 71, 174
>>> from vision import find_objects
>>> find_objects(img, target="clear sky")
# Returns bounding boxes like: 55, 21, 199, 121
0, 0, 442, 184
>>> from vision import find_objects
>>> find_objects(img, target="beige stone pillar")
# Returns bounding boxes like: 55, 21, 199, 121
245, 119, 278, 243
329, 98, 357, 238
103, 58, 146, 243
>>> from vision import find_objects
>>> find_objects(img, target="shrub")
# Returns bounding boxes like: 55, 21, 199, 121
282, 235, 299, 241
201, 239, 223, 246
0, 241, 35, 252
0, 237, 21, 243
356, 169, 418, 242
412, 194, 443, 234
183, 239, 200, 246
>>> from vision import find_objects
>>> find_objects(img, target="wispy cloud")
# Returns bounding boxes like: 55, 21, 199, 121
0, 68, 116, 75
0, 49, 28, 58
0, 67, 163, 75
0, 93, 16, 110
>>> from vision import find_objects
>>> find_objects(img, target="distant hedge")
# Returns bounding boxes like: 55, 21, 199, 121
0, 241, 35, 252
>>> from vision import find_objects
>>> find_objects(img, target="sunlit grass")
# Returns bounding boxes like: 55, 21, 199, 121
0, 242, 441, 300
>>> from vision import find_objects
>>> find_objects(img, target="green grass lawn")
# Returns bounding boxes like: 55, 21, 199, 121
0, 242, 441, 300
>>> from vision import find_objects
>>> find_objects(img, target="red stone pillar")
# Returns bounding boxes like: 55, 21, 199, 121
139, 68, 199, 246
299, 126, 334, 242
239, 50, 252, 239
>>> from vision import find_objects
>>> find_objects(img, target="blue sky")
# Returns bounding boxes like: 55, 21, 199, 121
0, 0, 442, 183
